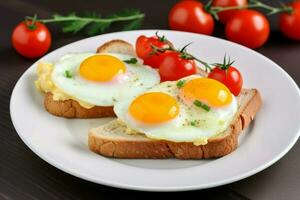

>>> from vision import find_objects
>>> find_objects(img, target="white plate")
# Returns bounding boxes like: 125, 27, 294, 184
10, 30, 300, 191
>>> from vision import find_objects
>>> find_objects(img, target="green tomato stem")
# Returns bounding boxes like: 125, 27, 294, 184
208, 0, 293, 20
25, 14, 38, 30
34, 13, 145, 24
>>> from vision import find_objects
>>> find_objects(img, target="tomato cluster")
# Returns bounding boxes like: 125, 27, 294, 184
169, 0, 300, 49
136, 34, 197, 81
136, 34, 243, 96
11, 0, 300, 59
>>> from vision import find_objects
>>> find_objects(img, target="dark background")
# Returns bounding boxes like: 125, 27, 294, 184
0, 0, 299, 199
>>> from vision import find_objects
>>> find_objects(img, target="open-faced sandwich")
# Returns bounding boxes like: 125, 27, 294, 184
88, 33, 262, 159
35, 40, 160, 118
88, 75, 261, 159
35, 32, 262, 159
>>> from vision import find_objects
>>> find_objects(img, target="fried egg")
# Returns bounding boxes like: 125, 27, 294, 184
114, 75, 238, 145
51, 53, 160, 106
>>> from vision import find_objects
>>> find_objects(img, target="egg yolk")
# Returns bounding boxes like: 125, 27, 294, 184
181, 78, 232, 107
79, 55, 126, 82
129, 92, 180, 124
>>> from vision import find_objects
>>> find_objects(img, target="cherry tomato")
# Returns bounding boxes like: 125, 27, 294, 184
12, 21, 51, 58
225, 10, 270, 49
208, 66, 243, 96
159, 51, 197, 81
212, 0, 248, 24
169, 0, 214, 35
279, 1, 300, 41
136, 35, 170, 68
142, 53, 167, 69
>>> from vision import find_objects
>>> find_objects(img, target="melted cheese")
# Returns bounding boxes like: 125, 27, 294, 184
35, 62, 94, 109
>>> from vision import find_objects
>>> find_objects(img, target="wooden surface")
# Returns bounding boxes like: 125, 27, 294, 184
1, 0, 299, 199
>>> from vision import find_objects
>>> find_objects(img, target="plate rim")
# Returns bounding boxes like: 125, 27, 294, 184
10, 29, 300, 191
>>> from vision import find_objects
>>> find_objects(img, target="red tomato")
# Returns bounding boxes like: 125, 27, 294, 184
12, 21, 51, 58
212, 0, 248, 24
159, 51, 197, 81
169, 0, 214, 35
279, 1, 300, 41
208, 66, 243, 96
136, 35, 170, 68
225, 10, 270, 49
142, 53, 166, 69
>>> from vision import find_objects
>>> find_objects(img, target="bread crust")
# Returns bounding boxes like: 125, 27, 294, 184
96, 39, 136, 56
44, 93, 115, 118
42, 39, 135, 118
88, 89, 262, 159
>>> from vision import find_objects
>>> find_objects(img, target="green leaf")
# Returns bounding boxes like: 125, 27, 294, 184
204, 0, 212, 11
81, 11, 99, 18
52, 13, 92, 34
62, 20, 91, 33
123, 18, 142, 31
108, 9, 142, 18
40, 10, 145, 35
248, 0, 258, 4
86, 22, 111, 35
53, 13, 76, 20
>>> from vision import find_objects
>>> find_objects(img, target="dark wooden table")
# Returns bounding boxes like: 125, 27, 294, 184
1, 0, 299, 199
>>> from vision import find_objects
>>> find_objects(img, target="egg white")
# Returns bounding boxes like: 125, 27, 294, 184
51, 53, 160, 106
113, 75, 238, 144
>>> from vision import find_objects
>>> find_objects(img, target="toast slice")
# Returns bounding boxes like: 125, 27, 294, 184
88, 88, 262, 159
43, 40, 135, 118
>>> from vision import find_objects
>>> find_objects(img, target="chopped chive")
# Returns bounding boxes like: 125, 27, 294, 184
176, 80, 186, 88
193, 100, 203, 107
124, 58, 138, 64
193, 100, 211, 112
190, 121, 196, 126
202, 104, 211, 112
65, 70, 72, 78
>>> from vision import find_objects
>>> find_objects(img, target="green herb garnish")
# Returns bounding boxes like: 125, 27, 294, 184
25, 10, 145, 36
193, 100, 202, 107
190, 121, 196, 126
124, 58, 138, 64
176, 80, 186, 88
65, 70, 72, 78
193, 100, 211, 112
201, 104, 211, 112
